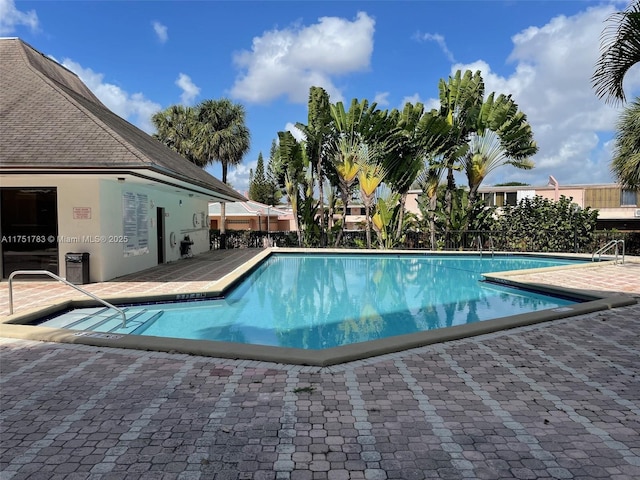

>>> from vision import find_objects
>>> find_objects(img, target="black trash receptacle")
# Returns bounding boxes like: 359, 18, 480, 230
65, 252, 90, 284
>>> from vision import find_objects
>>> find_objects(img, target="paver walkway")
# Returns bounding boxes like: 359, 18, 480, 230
0, 249, 263, 317
1, 250, 639, 479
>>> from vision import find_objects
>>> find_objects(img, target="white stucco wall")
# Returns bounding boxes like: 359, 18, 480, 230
1, 174, 211, 282
98, 180, 210, 281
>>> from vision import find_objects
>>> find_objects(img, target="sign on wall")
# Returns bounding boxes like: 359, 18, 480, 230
73, 207, 92, 219
122, 192, 149, 256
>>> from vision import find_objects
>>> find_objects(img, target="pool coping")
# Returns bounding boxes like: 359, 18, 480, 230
1, 248, 637, 366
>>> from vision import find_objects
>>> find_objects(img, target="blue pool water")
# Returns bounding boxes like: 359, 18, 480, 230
40, 254, 585, 350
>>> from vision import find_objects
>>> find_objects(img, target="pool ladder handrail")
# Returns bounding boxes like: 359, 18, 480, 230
8, 270, 127, 328
475, 235, 495, 258
592, 239, 625, 264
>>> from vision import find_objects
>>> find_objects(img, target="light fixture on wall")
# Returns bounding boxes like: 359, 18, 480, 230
179, 200, 183, 206
117, 177, 125, 183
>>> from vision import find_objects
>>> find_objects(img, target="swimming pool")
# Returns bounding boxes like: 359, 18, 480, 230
37, 253, 586, 350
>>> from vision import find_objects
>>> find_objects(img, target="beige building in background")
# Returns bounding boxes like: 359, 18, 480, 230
400, 176, 639, 231
209, 200, 294, 232
475, 177, 639, 230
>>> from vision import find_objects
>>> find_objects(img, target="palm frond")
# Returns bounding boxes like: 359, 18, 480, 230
612, 97, 640, 188
592, 1, 640, 104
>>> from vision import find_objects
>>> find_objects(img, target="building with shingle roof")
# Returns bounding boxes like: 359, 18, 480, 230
0, 38, 246, 282
208, 200, 293, 232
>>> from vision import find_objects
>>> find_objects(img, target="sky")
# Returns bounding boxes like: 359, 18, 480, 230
2, 0, 640, 195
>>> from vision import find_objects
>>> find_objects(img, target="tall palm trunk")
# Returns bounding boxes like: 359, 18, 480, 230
219, 202, 227, 248
429, 194, 438, 250
445, 165, 456, 244
364, 203, 373, 249
334, 186, 351, 248
317, 152, 325, 246
220, 162, 229, 249
395, 192, 408, 240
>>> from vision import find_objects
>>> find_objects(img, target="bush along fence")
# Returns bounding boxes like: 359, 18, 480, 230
210, 229, 640, 256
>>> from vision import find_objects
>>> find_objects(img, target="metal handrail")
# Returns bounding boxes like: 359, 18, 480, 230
476, 235, 483, 257
474, 235, 495, 258
592, 240, 625, 264
8, 270, 127, 328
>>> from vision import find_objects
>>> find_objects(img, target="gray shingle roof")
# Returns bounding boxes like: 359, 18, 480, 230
0, 38, 246, 202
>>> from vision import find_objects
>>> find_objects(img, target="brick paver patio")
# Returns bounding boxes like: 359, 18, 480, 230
1, 250, 639, 479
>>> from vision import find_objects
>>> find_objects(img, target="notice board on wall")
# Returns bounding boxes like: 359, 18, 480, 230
122, 192, 149, 257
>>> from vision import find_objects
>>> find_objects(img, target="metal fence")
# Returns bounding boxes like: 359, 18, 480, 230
210, 229, 640, 256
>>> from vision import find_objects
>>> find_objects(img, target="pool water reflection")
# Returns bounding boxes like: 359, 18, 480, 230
40, 253, 581, 349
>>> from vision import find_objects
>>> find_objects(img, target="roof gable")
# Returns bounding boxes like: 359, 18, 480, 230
0, 38, 245, 202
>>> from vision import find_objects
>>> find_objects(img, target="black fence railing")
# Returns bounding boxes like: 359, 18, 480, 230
210, 229, 640, 256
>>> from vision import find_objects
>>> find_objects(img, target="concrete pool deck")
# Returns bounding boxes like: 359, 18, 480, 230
1, 249, 640, 478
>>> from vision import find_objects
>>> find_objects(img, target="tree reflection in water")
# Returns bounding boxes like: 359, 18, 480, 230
222, 254, 577, 349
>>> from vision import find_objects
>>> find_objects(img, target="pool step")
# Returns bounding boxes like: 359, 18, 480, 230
40, 307, 161, 335
40, 307, 112, 330
95, 309, 161, 335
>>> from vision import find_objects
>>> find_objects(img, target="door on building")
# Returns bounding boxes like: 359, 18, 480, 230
0, 187, 59, 278
156, 207, 165, 264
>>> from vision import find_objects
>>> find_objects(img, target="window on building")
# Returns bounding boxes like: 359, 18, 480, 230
481, 193, 494, 206
505, 192, 518, 206
621, 189, 638, 206
495, 192, 504, 207
585, 187, 620, 208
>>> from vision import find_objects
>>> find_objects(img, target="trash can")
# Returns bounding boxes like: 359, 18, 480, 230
65, 252, 90, 284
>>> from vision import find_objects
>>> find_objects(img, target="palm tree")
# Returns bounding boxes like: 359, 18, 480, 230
195, 99, 250, 248
611, 98, 640, 189
436, 70, 485, 234
417, 164, 445, 250
592, 0, 640, 104
330, 99, 369, 247
329, 98, 401, 247
151, 105, 200, 165
385, 102, 425, 242
357, 153, 387, 249
372, 189, 401, 249
295, 87, 333, 245
332, 136, 362, 247
276, 131, 306, 246
196, 99, 250, 183
462, 93, 537, 217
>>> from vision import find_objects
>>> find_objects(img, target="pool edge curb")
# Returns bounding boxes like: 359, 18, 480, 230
1, 292, 636, 367
2, 250, 637, 367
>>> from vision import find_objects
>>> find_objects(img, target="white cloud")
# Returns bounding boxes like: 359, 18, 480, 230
373, 91, 390, 106
400, 94, 423, 109
225, 121, 304, 194
0, 0, 38, 35
415, 32, 456, 63
175, 73, 200, 105
396, 94, 441, 114
230, 11, 374, 104
62, 59, 162, 134
152, 21, 168, 43
438, 4, 640, 187
227, 162, 254, 194
286, 122, 305, 142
